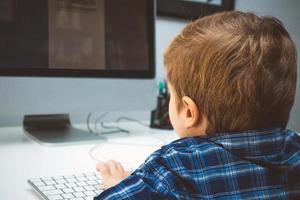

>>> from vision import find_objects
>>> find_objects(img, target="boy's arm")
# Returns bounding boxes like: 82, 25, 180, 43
95, 157, 173, 199
94, 172, 166, 200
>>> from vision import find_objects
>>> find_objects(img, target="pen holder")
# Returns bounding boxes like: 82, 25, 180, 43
150, 94, 173, 130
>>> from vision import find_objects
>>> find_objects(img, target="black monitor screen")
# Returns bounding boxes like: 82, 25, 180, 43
0, 0, 155, 78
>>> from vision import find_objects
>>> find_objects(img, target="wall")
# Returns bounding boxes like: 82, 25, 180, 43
156, 0, 300, 131
155, 17, 187, 80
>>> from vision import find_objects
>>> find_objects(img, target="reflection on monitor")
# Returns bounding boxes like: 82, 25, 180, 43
0, 0, 155, 144
0, 0, 154, 77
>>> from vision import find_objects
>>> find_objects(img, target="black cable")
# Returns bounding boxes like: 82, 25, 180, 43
94, 112, 109, 133
116, 116, 149, 127
87, 112, 130, 135
100, 121, 130, 134
86, 112, 95, 135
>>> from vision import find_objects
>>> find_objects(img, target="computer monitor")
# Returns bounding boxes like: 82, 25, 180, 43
0, 0, 156, 144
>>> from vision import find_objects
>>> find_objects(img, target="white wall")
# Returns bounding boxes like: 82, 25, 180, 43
155, 17, 187, 80
156, 0, 300, 131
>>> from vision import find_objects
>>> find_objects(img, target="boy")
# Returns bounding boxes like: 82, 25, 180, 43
95, 11, 300, 199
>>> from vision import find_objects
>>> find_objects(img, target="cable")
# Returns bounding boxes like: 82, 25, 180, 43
87, 112, 129, 136
116, 116, 149, 127
87, 112, 95, 135
100, 122, 129, 134
94, 112, 129, 134
89, 142, 105, 162
94, 112, 108, 133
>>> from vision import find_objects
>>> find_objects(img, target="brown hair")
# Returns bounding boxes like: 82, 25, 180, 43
164, 11, 297, 134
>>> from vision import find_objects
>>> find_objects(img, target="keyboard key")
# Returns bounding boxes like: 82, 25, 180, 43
53, 176, 64, 180
76, 176, 88, 181
30, 178, 42, 182
65, 183, 77, 188
86, 180, 97, 185
84, 191, 96, 196
48, 195, 63, 200
74, 187, 85, 192
42, 177, 53, 181
77, 181, 88, 187
66, 177, 77, 183
83, 186, 95, 191
43, 189, 63, 196
39, 185, 56, 191
55, 179, 67, 184
44, 180, 56, 185
93, 185, 104, 190
31, 181, 46, 187
86, 176, 97, 181
94, 189, 104, 195
55, 184, 67, 189
62, 193, 75, 198
28, 171, 132, 200
84, 197, 95, 200
74, 192, 85, 197
99, 184, 105, 189
62, 188, 74, 193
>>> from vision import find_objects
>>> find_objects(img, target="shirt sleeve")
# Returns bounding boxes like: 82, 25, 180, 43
93, 149, 176, 200
93, 173, 167, 200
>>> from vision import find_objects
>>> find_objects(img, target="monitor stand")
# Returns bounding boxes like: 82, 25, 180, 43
23, 114, 106, 144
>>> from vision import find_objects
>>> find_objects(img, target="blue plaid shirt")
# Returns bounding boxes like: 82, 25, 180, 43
95, 128, 300, 199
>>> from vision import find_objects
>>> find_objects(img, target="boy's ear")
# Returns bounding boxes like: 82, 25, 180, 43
181, 96, 200, 129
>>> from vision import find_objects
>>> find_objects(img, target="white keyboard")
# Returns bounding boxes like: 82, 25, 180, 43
28, 172, 104, 200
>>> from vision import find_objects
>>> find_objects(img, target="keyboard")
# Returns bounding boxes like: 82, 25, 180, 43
28, 172, 104, 200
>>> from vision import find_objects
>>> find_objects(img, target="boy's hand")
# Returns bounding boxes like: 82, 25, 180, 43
96, 160, 131, 190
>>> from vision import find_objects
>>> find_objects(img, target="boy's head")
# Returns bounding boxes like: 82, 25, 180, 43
164, 11, 297, 136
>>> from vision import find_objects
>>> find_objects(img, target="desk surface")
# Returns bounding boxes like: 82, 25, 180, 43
0, 122, 177, 200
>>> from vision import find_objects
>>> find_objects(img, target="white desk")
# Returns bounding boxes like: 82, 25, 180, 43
0, 122, 177, 200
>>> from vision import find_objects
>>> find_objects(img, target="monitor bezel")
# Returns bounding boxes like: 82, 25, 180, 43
0, 0, 155, 79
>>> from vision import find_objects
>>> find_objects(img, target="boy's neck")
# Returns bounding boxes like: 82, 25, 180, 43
180, 126, 207, 138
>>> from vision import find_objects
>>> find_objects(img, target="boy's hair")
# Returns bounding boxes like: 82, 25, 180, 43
164, 11, 297, 134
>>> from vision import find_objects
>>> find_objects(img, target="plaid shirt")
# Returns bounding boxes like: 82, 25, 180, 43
95, 128, 300, 199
